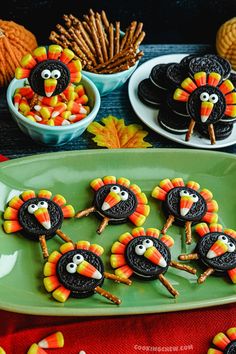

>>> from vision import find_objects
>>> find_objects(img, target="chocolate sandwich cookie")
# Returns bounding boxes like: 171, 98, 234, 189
179, 54, 198, 73
163, 186, 207, 225
150, 63, 175, 90
93, 183, 138, 225
187, 85, 226, 125
166, 63, 186, 87
138, 78, 164, 107
44, 240, 130, 304
189, 56, 224, 77
3, 189, 75, 259
204, 54, 231, 80
29, 59, 71, 97
125, 236, 170, 279
179, 223, 236, 285
196, 232, 236, 274
57, 249, 104, 298
18, 197, 63, 241
197, 121, 233, 140
166, 91, 189, 116
75, 176, 149, 234
157, 106, 190, 134
229, 72, 236, 86
152, 178, 218, 244
111, 227, 196, 297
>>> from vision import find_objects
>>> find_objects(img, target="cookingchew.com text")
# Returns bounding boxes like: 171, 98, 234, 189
134, 344, 194, 352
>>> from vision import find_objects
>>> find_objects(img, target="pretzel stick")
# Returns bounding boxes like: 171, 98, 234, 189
75, 206, 95, 218
198, 268, 215, 284
161, 214, 175, 234
96, 12, 109, 46
49, 32, 68, 48
170, 261, 197, 274
82, 21, 92, 36
208, 124, 216, 145
120, 25, 130, 50
133, 31, 146, 49
90, 21, 104, 63
186, 119, 196, 141
56, 24, 72, 40
63, 14, 72, 28
185, 221, 192, 244
178, 253, 199, 261
108, 23, 114, 59
77, 20, 96, 54
96, 17, 108, 62
97, 217, 110, 234
94, 47, 134, 71
132, 22, 143, 44
104, 272, 132, 285
158, 274, 179, 297
101, 10, 110, 31
70, 41, 90, 65
99, 51, 134, 71
95, 286, 121, 305
114, 21, 120, 54
125, 21, 137, 48
69, 28, 97, 66
99, 60, 135, 74
39, 235, 49, 259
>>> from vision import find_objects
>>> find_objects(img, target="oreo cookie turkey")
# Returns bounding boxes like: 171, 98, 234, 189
43, 240, 131, 304
179, 223, 236, 285
3, 189, 75, 259
173, 55, 236, 144
110, 227, 196, 298
152, 177, 218, 244
75, 176, 150, 234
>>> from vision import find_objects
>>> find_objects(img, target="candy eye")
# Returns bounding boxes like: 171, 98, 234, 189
227, 242, 235, 253
66, 262, 77, 274
218, 235, 228, 243
27, 204, 38, 214
72, 254, 84, 265
200, 92, 209, 102
119, 190, 129, 201
180, 190, 190, 197
142, 239, 153, 248
110, 186, 121, 194
51, 69, 61, 79
209, 94, 218, 104
191, 194, 199, 203
37, 201, 48, 209
135, 244, 146, 256
41, 69, 51, 79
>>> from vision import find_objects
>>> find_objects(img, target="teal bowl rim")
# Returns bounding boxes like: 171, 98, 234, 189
6, 76, 101, 132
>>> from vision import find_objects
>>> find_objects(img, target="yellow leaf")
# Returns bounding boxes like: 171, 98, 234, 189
87, 115, 152, 148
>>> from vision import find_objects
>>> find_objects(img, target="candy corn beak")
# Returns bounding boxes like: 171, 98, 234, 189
76, 260, 102, 279
144, 246, 167, 268
207, 240, 228, 259
101, 191, 122, 211
33, 208, 51, 230
180, 196, 194, 216
201, 101, 214, 123
44, 78, 57, 97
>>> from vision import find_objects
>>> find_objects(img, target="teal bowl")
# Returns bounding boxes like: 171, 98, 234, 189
82, 60, 139, 96
6, 76, 101, 146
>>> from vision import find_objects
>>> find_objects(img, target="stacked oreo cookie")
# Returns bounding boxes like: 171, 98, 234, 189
138, 54, 236, 141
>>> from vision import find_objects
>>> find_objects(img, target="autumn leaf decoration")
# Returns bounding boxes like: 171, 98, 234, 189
87, 115, 152, 148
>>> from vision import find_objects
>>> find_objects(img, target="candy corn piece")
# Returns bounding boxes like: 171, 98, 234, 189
15, 67, 30, 79
159, 179, 174, 192
76, 94, 89, 105
20, 53, 37, 69
225, 105, 236, 118
228, 268, 236, 283
212, 332, 230, 350
144, 246, 167, 267
3, 220, 23, 233
68, 59, 82, 73
27, 343, 47, 354
219, 80, 234, 95
54, 116, 70, 126
0, 347, 6, 354
181, 77, 197, 93
75, 84, 86, 96
33, 46, 47, 62
207, 240, 228, 259
40, 106, 53, 120
173, 88, 189, 102
44, 78, 57, 97
225, 92, 236, 104
201, 101, 214, 123
52, 102, 67, 118
69, 114, 87, 122
13, 92, 21, 109
38, 331, 64, 349
77, 260, 102, 279
194, 72, 206, 86
115, 264, 133, 278
52, 285, 71, 302
208, 72, 221, 87
226, 327, 236, 340
151, 186, 167, 200
38, 95, 58, 107
33, 208, 51, 230
48, 44, 62, 60
101, 191, 121, 211
60, 48, 74, 64
180, 195, 194, 216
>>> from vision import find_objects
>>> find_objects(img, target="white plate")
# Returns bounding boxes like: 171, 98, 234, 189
128, 53, 236, 149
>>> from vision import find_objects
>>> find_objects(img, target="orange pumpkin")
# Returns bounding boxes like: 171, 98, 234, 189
0, 20, 38, 87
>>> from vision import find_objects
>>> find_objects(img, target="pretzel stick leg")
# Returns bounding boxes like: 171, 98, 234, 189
97, 217, 110, 234
178, 253, 199, 261
186, 119, 196, 141
161, 214, 175, 234
39, 235, 49, 259
158, 273, 179, 297
185, 221, 192, 244
208, 124, 216, 145
170, 261, 197, 274
75, 206, 95, 218
95, 286, 121, 305
198, 268, 215, 284
104, 272, 132, 285
56, 229, 74, 243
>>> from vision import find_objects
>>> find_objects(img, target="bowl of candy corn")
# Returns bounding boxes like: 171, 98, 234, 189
6, 75, 101, 146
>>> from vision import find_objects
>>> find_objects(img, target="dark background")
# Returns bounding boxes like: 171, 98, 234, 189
2, 0, 236, 45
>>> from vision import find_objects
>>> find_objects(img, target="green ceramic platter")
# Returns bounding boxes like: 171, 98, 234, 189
0, 148, 236, 316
